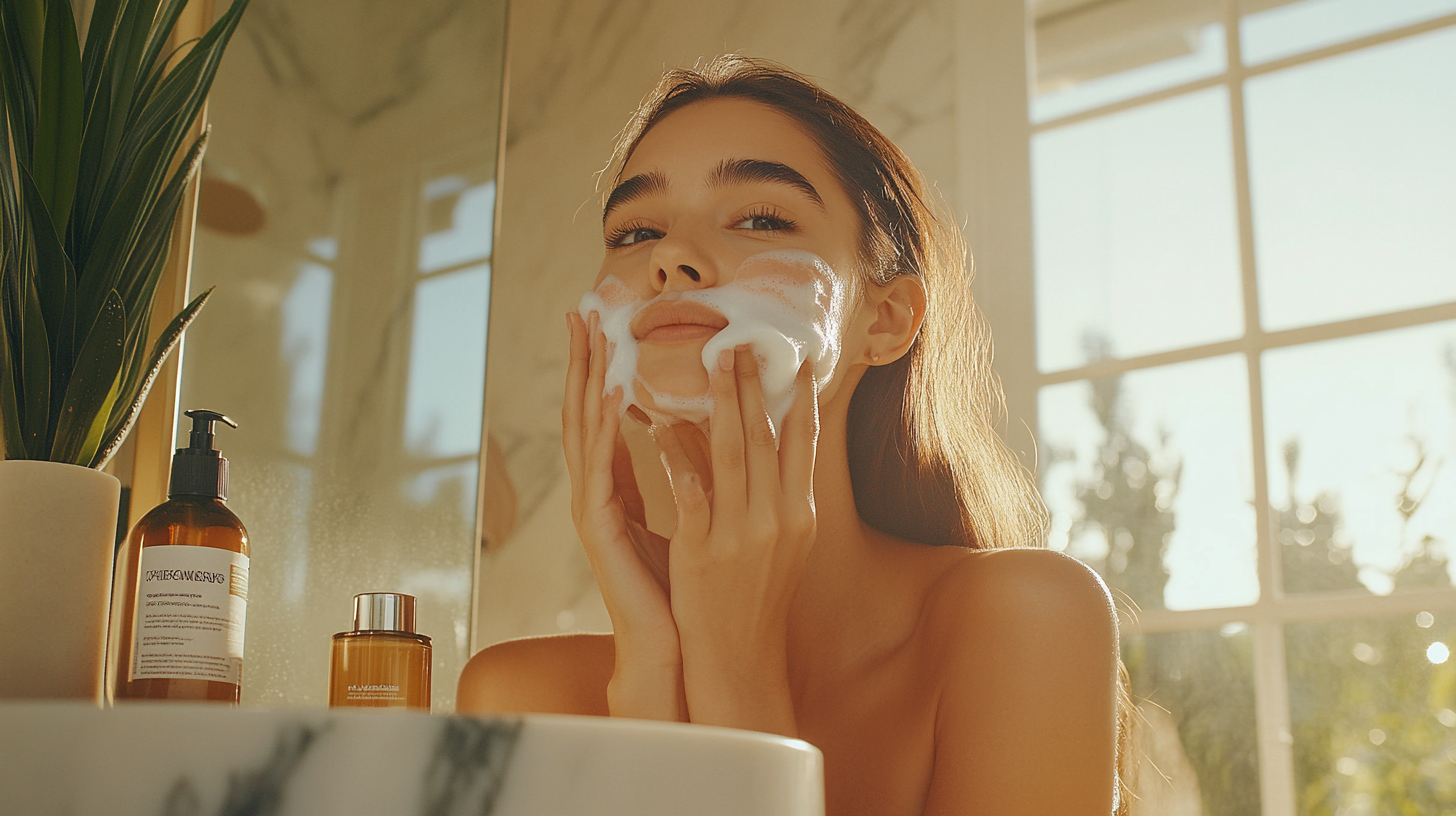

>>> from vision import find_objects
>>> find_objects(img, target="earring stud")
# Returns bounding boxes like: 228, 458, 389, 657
872, 354, 881, 363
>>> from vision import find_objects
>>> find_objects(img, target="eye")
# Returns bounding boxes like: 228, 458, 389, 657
732, 208, 797, 234
606, 223, 663, 248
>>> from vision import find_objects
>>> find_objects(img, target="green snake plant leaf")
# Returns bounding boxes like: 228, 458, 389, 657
85, 0, 247, 261
0, 0, 39, 169
97, 0, 160, 187
93, 285, 211, 469
19, 269, 50, 455
17, 163, 76, 386
76, 125, 204, 344
0, 278, 25, 458
76, 127, 171, 320
133, 0, 191, 102
30, 0, 82, 237
51, 287, 123, 465
5, 0, 41, 84
70, 0, 122, 257
115, 128, 204, 324
2, 1, 251, 465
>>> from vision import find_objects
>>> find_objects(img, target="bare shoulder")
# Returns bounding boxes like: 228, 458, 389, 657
921, 548, 1117, 670
916, 549, 1120, 811
456, 633, 615, 716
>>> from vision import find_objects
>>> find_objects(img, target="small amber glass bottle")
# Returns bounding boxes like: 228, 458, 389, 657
113, 410, 248, 704
329, 593, 431, 711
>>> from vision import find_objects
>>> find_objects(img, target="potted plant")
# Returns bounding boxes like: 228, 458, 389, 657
0, 0, 250, 702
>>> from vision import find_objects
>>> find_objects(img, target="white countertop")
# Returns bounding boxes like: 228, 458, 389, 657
0, 702, 824, 816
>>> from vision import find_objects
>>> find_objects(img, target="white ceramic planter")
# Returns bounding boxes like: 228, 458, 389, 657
0, 460, 121, 703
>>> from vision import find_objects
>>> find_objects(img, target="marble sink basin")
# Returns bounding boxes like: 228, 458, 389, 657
0, 702, 823, 816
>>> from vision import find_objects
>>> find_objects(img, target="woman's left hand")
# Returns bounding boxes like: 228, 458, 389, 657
651, 346, 819, 736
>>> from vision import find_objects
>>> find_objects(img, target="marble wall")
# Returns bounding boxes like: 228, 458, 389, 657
475, 0, 966, 648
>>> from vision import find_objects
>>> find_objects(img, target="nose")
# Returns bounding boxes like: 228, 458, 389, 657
648, 228, 718, 293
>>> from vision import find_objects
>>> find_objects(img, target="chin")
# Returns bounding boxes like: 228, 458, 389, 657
634, 354, 712, 424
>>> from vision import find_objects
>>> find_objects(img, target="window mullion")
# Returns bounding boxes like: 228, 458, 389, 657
1223, 2, 1299, 814
1252, 618, 1299, 816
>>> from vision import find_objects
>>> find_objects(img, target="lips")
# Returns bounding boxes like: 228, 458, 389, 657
632, 300, 729, 343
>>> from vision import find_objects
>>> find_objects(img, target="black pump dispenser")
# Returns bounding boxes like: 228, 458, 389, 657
169, 409, 238, 500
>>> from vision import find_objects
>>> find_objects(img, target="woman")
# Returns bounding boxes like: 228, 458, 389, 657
458, 56, 1127, 815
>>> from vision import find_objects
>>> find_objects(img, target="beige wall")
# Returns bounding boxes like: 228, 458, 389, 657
475, 0, 990, 647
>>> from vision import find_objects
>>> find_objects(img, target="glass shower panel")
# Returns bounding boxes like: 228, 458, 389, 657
177, 0, 507, 710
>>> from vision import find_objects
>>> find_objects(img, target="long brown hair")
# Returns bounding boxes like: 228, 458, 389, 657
606, 56, 1134, 811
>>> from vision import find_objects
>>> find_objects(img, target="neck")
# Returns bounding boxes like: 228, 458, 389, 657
786, 370, 919, 677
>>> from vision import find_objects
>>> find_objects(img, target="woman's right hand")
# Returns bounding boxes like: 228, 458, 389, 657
563, 310, 685, 721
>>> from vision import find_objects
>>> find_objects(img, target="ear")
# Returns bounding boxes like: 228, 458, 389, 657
861, 274, 926, 365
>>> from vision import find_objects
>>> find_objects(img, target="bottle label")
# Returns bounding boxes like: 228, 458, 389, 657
130, 545, 248, 685
346, 683, 404, 702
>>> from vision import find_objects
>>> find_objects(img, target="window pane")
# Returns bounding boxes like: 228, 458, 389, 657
404, 265, 491, 457
1247, 28, 1456, 331
1033, 89, 1243, 373
1263, 322, 1456, 595
1040, 355, 1259, 611
420, 178, 495, 273
1124, 627, 1261, 815
279, 262, 333, 456
1241, 0, 1456, 65
1032, 0, 1225, 123
1285, 613, 1456, 815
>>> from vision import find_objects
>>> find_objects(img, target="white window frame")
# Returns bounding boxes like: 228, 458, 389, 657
953, 2, 1456, 814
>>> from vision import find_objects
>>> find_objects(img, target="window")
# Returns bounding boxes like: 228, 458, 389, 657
1028, 1, 1456, 812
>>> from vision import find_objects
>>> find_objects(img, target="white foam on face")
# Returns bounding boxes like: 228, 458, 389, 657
576, 249, 849, 430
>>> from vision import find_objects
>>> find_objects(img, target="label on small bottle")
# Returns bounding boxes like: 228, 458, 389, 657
130, 545, 248, 685
346, 683, 404, 702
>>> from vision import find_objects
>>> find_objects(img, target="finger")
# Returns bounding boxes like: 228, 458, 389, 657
614, 427, 647, 526
652, 422, 710, 545
563, 311, 590, 488
779, 360, 819, 507
583, 313, 608, 465
734, 346, 781, 503
626, 404, 652, 427
707, 347, 747, 517
584, 386, 624, 513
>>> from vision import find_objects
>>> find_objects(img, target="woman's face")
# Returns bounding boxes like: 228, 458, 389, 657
596, 98, 865, 414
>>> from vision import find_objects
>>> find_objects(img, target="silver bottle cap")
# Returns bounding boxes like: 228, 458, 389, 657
353, 593, 417, 633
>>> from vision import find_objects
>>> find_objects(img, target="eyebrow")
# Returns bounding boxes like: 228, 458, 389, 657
708, 158, 824, 210
603, 171, 670, 224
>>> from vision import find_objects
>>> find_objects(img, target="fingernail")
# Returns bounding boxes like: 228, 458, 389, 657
718, 348, 734, 371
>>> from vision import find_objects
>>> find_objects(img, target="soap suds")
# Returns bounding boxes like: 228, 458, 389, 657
576, 250, 848, 430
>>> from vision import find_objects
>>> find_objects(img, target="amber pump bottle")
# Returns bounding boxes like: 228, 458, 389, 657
329, 593, 431, 711
112, 410, 249, 704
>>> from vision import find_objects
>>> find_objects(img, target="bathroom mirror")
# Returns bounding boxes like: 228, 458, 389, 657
471, 5, 977, 649
175, 0, 508, 709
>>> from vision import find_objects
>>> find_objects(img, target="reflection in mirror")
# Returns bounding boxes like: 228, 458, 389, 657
175, 0, 507, 709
